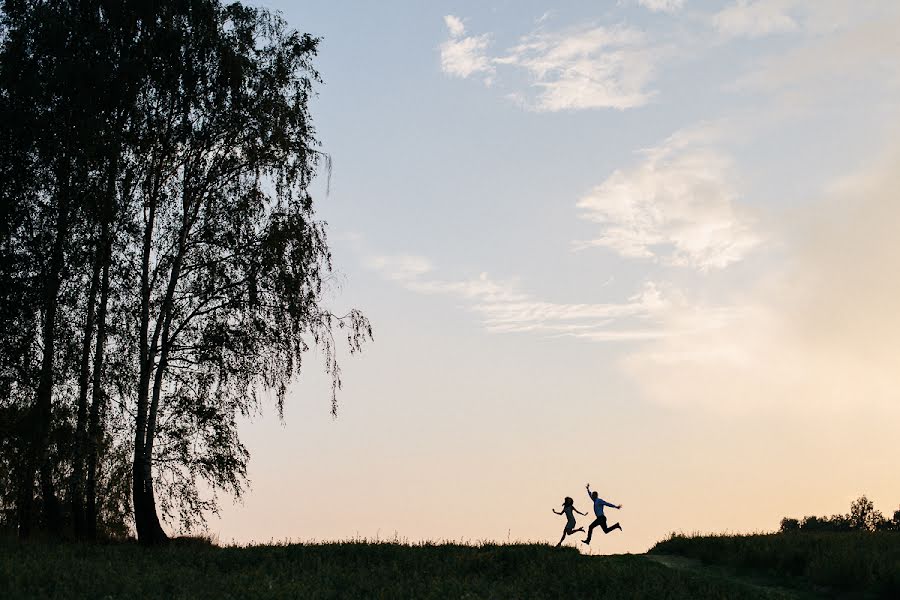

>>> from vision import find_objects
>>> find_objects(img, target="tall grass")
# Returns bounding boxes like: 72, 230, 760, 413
650, 531, 900, 597
1, 536, 784, 599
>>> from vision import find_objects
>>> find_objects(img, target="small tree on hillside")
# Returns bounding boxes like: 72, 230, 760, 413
779, 517, 800, 532
849, 495, 884, 532
877, 506, 900, 532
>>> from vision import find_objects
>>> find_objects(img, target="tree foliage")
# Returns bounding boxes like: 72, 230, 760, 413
0, 0, 370, 543
780, 495, 896, 534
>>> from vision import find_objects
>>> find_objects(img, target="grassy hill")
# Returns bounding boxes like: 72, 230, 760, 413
2, 537, 784, 599
651, 531, 900, 598
4, 532, 899, 598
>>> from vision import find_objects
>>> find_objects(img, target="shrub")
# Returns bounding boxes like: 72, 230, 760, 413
779, 518, 799, 532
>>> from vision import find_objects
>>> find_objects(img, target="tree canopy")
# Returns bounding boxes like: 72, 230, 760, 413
779, 495, 899, 533
0, 0, 370, 543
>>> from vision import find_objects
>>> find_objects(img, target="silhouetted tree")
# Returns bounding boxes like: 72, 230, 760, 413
849, 495, 884, 532
1, 0, 370, 543
881, 507, 900, 532
0, 0, 110, 536
779, 517, 800, 533
123, 0, 371, 545
782, 496, 895, 534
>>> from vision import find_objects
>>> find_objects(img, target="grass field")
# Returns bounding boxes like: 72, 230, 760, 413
651, 531, 900, 598
1, 537, 788, 599
4, 532, 898, 598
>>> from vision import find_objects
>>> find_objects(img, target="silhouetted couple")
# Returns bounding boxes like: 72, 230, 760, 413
552, 483, 622, 547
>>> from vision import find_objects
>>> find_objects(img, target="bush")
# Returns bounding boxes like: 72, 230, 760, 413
877, 508, 900, 532
850, 495, 885, 532
779, 518, 799, 533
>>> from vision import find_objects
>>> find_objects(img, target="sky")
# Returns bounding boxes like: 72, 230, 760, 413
210, 1, 900, 554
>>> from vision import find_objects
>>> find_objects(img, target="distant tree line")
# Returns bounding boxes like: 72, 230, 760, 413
780, 496, 900, 533
0, 0, 370, 544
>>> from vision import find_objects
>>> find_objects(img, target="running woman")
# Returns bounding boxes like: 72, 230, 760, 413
582, 483, 622, 545
552, 496, 586, 547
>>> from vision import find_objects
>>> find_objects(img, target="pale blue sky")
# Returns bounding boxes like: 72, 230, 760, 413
213, 1, 900, 553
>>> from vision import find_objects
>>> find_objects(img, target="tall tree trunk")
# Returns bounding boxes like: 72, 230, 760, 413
134, 197, 154, 543
21, 171, 70, 538
85, 154, 115, 537
133, 164, 170, 545
85, 249, 109, 539
70, 243, 101, 537
133, 163, 195, 545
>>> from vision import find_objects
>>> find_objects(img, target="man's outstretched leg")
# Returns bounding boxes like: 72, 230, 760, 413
582, 518, 602, 544
601, 520, 622, 534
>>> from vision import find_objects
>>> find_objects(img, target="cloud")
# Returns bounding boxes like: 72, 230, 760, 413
440, 5, 900, 111
732, 14, 900, 95
636, 0, 685, 14
365, 255, 433, 281
366, 254, 687, 339
470, 280, 671, 335
497, 25, 661, 111
574, 125, 761, 270
440, 15, 494, 79
622, 146, 900, 414
439, 17, 664, 111
711, 0, 900, 40
712, 0, 799, 38
443, 15, 466, 38
535, 11, 555, 25
407, 272, 529, 305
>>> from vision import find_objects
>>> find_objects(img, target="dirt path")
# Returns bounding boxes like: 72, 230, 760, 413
643, 554, 822, 599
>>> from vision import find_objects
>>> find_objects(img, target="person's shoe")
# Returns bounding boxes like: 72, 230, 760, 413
581, 539, 589, 545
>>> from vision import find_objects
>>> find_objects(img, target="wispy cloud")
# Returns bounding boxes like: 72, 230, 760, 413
712, 0, 799, 38
711, 0, 899, 40
497, 25, 661, 111
636, 0, 685, 14
574, 125, 761, 270
440, 16, 664, 111
443, 14, 466, 38
622, 144, 900, 414
440, 15, 494, 80
366, 255, 723, 341
365, 255, 433, 281
535, 11, 555, 25
732, 14, 900, 95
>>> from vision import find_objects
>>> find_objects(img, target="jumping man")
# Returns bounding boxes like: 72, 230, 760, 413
582, 483, 622, 545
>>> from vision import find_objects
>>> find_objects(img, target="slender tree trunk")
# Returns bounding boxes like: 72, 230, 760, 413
133, 156, 197, 545
22, 170, 70, 538
133, 161, 173, 545
77, 134, 121, 540
85, 150, 117, 538
70, 242, 101, 537
134, 189, 155, 544
137, 219, 189, 544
